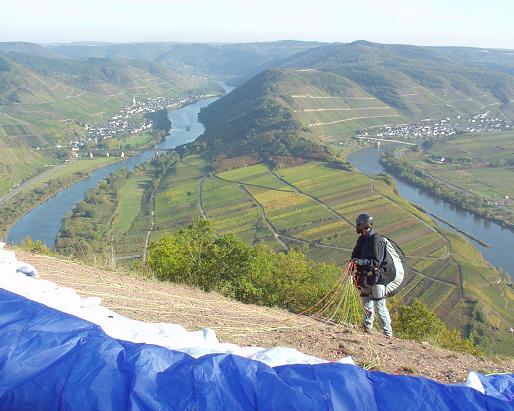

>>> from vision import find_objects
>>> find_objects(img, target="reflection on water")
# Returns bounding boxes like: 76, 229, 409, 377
348, 145, 514, 279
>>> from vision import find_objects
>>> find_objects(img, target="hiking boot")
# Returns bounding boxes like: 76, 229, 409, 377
363, 325, 374, 335
384, 334, 393, 339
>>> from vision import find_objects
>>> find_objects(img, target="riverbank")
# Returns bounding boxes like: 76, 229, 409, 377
55, 154, 173, 257
0, 157, 122, 239
379, 151, 514, 233
6, 96, 222, 248
428, 213, 490, 248
1, 96, 216, 241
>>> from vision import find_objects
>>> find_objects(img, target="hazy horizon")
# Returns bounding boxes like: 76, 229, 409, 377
1, 39, 512, 52
1, 0, 513, 49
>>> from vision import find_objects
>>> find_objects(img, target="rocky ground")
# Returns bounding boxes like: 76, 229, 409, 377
15, 250, 514, 384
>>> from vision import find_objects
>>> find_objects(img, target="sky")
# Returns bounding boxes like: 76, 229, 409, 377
1, 0, 513, 49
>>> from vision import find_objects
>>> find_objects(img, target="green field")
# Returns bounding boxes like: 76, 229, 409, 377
118, 132, 155, 149
0, 143, 50, 196
112, 174, 151, 237
402, 131, 514, 222
110, 171, 153, 258
50, 158, 120, 180
152, 156, 207, 238
0, 156, 119, 198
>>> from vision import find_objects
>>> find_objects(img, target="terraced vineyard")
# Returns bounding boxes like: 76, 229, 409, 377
286, 75, 407, 140
64, 151, 513, 354
0, 93, 122, 144
272, 163, 463, 318
111, 172, 153, 258
152, 156, 207, 238
394, 85, 501, 118
289, 86, 505, 143
119, 155, 508, 330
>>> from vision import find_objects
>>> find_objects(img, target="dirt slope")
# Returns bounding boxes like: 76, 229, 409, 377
15, 251, 513, 384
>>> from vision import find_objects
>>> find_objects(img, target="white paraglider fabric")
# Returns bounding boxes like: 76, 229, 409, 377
0, 247, 354, 367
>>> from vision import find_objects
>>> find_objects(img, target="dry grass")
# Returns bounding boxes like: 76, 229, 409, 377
13, 250, 514, 384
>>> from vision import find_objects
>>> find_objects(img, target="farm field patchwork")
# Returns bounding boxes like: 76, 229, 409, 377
110, 170, 154, 259
147, 157, 469, 319
202, 177, 262, 243
148, 158, 472, 292
274, 163, 457, 291
152, 156, 208, 241
60, 151, 513, 354
402, 131, 514, 220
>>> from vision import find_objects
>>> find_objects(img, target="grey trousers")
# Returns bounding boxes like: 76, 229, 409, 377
360, 284, 393, 337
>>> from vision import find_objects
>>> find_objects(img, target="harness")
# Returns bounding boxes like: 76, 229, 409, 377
352, 262, 385, 301
359, 287, 386, 301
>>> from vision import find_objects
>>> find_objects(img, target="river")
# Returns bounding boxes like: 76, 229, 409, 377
347, 144, 514, 278
7, 98, 514, 278
6, 95, 222, 248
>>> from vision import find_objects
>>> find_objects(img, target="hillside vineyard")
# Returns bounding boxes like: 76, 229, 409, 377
1, 41, 514, 359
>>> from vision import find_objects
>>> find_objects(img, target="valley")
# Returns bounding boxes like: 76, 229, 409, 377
2, 40, 514, 359
195, 42, 514, 170
0, 51, 223, 196
4, 2, 514, 407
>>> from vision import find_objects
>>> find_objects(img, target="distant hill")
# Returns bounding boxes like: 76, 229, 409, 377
0, 53, 218, 105
196, 68, 338, 166
281, 41, 514, 110
0, 42, 63, 59
47, 41, 323, 80
0, 52, 221, 140
196, 41, 514, 165
0, 52, 221, 193
430, 46, 514, 76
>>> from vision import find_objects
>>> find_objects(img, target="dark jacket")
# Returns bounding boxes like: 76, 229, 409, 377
351, 229, 395, 284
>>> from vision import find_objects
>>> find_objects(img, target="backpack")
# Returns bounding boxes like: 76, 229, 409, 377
379, 235, 405, 296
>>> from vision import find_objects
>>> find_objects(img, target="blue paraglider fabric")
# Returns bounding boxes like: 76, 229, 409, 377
0, 288, 512, 411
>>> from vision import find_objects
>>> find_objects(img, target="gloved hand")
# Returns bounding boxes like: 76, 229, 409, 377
352, 258, 370, 266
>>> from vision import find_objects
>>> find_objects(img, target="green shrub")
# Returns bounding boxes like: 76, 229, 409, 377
20, 237, 52, 256
148, 219, 343, 315
389, 298, 482, 356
